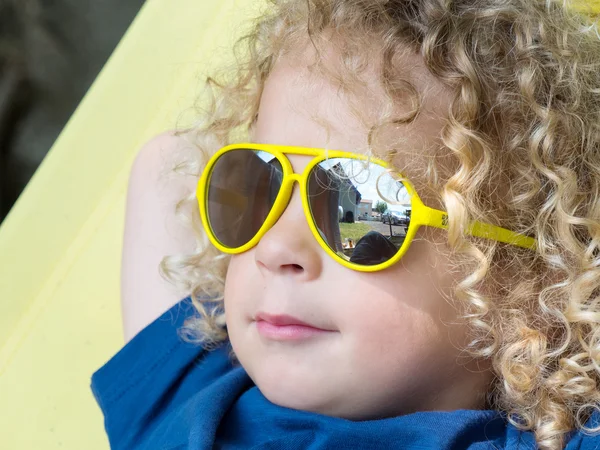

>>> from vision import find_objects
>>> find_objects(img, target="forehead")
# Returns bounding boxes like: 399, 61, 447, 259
251, 35, 453, 170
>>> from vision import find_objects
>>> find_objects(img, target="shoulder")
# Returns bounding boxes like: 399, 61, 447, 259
121, 130, 199, 343
91, 296, 239, 450
568, 412, 600, 449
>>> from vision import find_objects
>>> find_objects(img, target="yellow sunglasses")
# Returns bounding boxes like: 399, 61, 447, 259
196, 143, 536, 272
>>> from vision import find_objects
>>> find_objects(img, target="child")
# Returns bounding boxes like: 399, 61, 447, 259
91, 1, 600, 449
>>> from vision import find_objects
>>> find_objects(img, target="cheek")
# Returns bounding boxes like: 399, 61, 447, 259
341, 291, 449, 363
338, 293, 466, 412
223, 255, 258, 367
223, 254, 259, 325
334, 259, 465, 374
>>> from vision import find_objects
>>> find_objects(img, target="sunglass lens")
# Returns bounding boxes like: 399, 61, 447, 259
206, 150, 283, 248
307, 158, 412, 266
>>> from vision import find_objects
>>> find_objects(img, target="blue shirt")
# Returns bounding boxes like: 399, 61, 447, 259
91, 296, 600, 449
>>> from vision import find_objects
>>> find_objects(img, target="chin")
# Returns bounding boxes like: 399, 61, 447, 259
259, 385, 377, 421
262, 389, 343, 417
250, 369, 339, 415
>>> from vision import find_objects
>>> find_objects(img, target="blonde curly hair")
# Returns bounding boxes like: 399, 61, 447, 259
158, 1, 600, 448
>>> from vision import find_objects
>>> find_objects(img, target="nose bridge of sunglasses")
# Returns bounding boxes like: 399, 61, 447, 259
275, 172, 303, 208
287, 173, 303, 183
255, 171, 313, 242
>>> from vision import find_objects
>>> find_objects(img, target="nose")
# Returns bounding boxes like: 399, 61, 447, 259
254, 184, 323, 281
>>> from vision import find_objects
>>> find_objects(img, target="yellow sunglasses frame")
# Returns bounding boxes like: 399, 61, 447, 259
197, 143, 536, 272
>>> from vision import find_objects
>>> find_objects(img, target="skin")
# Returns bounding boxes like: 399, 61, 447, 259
223, 38, 494, 420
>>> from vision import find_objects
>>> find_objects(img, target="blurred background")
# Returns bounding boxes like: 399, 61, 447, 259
0, 0, 145, 224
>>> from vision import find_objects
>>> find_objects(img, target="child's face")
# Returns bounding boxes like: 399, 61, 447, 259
224, 41, 493, 419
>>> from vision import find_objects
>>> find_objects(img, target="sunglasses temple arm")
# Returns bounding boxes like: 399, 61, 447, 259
421, 206, 536, 250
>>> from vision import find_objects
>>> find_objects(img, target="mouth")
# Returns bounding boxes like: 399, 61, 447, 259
254, 312, 335, 341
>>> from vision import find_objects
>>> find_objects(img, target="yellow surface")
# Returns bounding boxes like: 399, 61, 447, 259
573, 0, 600, 14
0, 0, 262, 448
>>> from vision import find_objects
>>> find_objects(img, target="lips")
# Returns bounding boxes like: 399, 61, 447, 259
254, 312, 335, 340
255, 312, 323, 329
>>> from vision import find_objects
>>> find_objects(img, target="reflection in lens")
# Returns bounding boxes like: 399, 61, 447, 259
307, 158, 412, 266
207, 150, 283, 248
